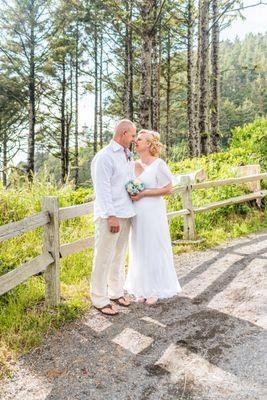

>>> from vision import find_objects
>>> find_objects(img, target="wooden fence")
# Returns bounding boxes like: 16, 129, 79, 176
0, 172, 266, 305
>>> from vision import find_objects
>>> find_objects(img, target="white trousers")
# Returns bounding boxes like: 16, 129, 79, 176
90, 217, 131, 308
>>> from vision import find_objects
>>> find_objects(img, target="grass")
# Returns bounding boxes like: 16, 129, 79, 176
0, 197, 266, 380
0, 118, 266, 379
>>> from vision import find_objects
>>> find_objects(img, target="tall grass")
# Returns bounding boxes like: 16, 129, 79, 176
0, 118, 266, 378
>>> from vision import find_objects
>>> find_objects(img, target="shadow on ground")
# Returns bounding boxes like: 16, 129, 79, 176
1, 232, 267, 400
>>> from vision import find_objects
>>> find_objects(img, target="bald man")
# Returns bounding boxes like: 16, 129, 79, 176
90, 119, 137, 315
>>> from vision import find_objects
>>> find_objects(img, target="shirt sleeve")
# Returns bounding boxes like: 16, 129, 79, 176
91, 153, 116, 217
156, 160, 173, 188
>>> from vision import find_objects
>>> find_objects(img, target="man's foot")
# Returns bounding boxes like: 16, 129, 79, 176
94, 304, 119, 315
111, 296, 131, 307
145, 297, 158, 305
136, 296, 146, 303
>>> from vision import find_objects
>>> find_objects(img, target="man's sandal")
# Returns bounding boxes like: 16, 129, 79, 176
94, 304, 119, 316
111, 296, 130, 307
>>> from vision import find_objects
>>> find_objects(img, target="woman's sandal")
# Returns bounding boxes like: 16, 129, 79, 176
145, 297, 158, 305
94, 304, 119, 316
136, 296, 146, 303
111, 296, 131, 307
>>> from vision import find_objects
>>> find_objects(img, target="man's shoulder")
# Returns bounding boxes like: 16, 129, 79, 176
92, 144, 113, 164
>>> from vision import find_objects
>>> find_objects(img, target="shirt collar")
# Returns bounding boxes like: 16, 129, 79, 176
110, 139, 124, 152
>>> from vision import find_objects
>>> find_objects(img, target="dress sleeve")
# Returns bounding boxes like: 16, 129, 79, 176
156, 159, 173, 187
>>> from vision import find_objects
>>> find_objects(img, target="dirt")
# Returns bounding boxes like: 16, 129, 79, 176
1, 230, 266, 400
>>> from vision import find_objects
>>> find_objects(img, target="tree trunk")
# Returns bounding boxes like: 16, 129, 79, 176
74, 20, 79, 188
61, 57, 66, 184
27, 9, 36, 182
99, 31, 103, 148
93, 21, 98, 155
166, 28, 171, 157
151, 0, 160, 131
65, 56, 73, 179
187, 0, 195, 157
157, 6, 162, 133
139, 0, 153, 128
2, 130, 7, 188
210, 0, 220, 152
124, 0, 134, 120
199, 0, 209, 156
193, 0, 201, 157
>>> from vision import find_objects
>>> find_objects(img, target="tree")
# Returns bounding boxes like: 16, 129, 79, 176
0, 0, 52, 181
210, 0, 220, 152
0, 73, 26, 186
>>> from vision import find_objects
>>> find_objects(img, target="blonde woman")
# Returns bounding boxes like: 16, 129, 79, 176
124, 130, 181, 304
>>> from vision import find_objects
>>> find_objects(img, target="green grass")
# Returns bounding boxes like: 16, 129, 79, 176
0, 118, 266, 379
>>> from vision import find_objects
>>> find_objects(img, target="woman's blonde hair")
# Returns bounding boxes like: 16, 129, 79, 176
138, 129, 164, 157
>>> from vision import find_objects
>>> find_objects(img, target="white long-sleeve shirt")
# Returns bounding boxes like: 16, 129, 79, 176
91, 140, 135, 220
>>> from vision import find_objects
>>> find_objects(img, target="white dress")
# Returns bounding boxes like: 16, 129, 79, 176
124, 158, 181, 299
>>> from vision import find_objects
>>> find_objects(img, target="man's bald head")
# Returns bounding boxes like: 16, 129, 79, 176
114, 119, 136, 137
113, 119, 136, 148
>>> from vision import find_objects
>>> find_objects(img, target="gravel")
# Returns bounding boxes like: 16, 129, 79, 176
1, 230, 267, 400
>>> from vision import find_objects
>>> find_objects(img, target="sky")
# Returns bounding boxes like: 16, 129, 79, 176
220, 1, 267, 41
13, 0, 267, 165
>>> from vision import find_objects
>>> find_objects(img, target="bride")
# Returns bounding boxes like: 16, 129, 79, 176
124, 129, 181, 304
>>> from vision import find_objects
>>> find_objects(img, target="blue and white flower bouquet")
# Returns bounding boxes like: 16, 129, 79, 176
125, 179, 145, 196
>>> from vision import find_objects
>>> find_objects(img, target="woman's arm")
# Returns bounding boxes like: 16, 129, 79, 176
131, 183, 172, 201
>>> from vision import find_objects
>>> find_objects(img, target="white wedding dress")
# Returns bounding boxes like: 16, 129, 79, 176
124, 158, 181, 299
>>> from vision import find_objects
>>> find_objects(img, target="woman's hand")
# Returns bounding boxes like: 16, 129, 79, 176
130, 191, 146, 201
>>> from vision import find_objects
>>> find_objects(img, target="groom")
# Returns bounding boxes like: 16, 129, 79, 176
90, 119, 137, 315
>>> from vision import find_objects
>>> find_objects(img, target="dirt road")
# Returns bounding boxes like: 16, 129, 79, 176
1, 230, 266, 400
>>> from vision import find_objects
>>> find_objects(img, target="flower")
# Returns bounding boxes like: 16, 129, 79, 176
125, 179, 145, 196
126, 150, 134, 161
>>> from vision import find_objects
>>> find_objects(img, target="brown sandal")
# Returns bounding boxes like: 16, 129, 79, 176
112, 296, 131, 307
94, 304, 119, 316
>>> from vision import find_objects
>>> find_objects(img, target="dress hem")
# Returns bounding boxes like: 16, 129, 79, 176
124, 287, 182, 299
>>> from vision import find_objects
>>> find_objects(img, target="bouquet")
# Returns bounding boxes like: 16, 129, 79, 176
125, 179, 145, 196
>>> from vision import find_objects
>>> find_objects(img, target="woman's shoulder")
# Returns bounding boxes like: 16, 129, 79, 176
156, 158, 168, 167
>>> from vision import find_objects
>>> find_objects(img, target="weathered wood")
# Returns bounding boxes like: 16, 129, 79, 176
0, 212, 50, 243
167, 209, 190, 220
60, 237, 95, 258
194, 190, 267, 213
172, 185, 186, 194
180, 176, 196, 240
173, 169, 207, 186
172, 238, 205, 245
58, 201, 94, 221
191, 173, 267, 190
0, 252, 53, 296
233, 165, 261, 207
42, 197, 60, 306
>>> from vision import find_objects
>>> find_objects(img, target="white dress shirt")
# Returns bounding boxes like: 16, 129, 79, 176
91, 140, 135, 220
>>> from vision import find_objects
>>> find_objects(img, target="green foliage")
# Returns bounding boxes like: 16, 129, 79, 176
0, 119, 266, 378
230, 118, 267, 170
166, 119, 267, 242
0, 177, 93, 378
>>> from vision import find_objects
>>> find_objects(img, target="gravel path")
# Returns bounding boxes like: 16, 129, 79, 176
1, 230, 267, 400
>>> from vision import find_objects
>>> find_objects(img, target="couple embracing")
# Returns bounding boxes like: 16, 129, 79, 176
90, 119, 181, 316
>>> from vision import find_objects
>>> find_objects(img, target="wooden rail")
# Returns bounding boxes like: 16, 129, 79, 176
0, 171, 266, 305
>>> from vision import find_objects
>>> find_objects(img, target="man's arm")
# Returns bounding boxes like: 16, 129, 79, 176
92, 154, 120, 233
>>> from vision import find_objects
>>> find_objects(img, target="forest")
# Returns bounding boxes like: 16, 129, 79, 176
0, 0, 266, 187
0, 0, 267, 382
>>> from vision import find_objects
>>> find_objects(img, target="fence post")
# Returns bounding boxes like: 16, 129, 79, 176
181, 175, 196, 240
42, 196, 60, 306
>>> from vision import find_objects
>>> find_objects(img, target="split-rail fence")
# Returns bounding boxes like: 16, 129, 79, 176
0, 172, 266, 305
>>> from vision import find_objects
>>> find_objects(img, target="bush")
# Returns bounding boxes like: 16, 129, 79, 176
167, 118, 267, 241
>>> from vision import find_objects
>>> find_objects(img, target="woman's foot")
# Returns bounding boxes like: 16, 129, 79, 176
136, 296, 146, 303
145, 296, 158, 305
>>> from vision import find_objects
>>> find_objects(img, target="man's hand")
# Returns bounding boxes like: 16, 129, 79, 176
108, 216, 120, 233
